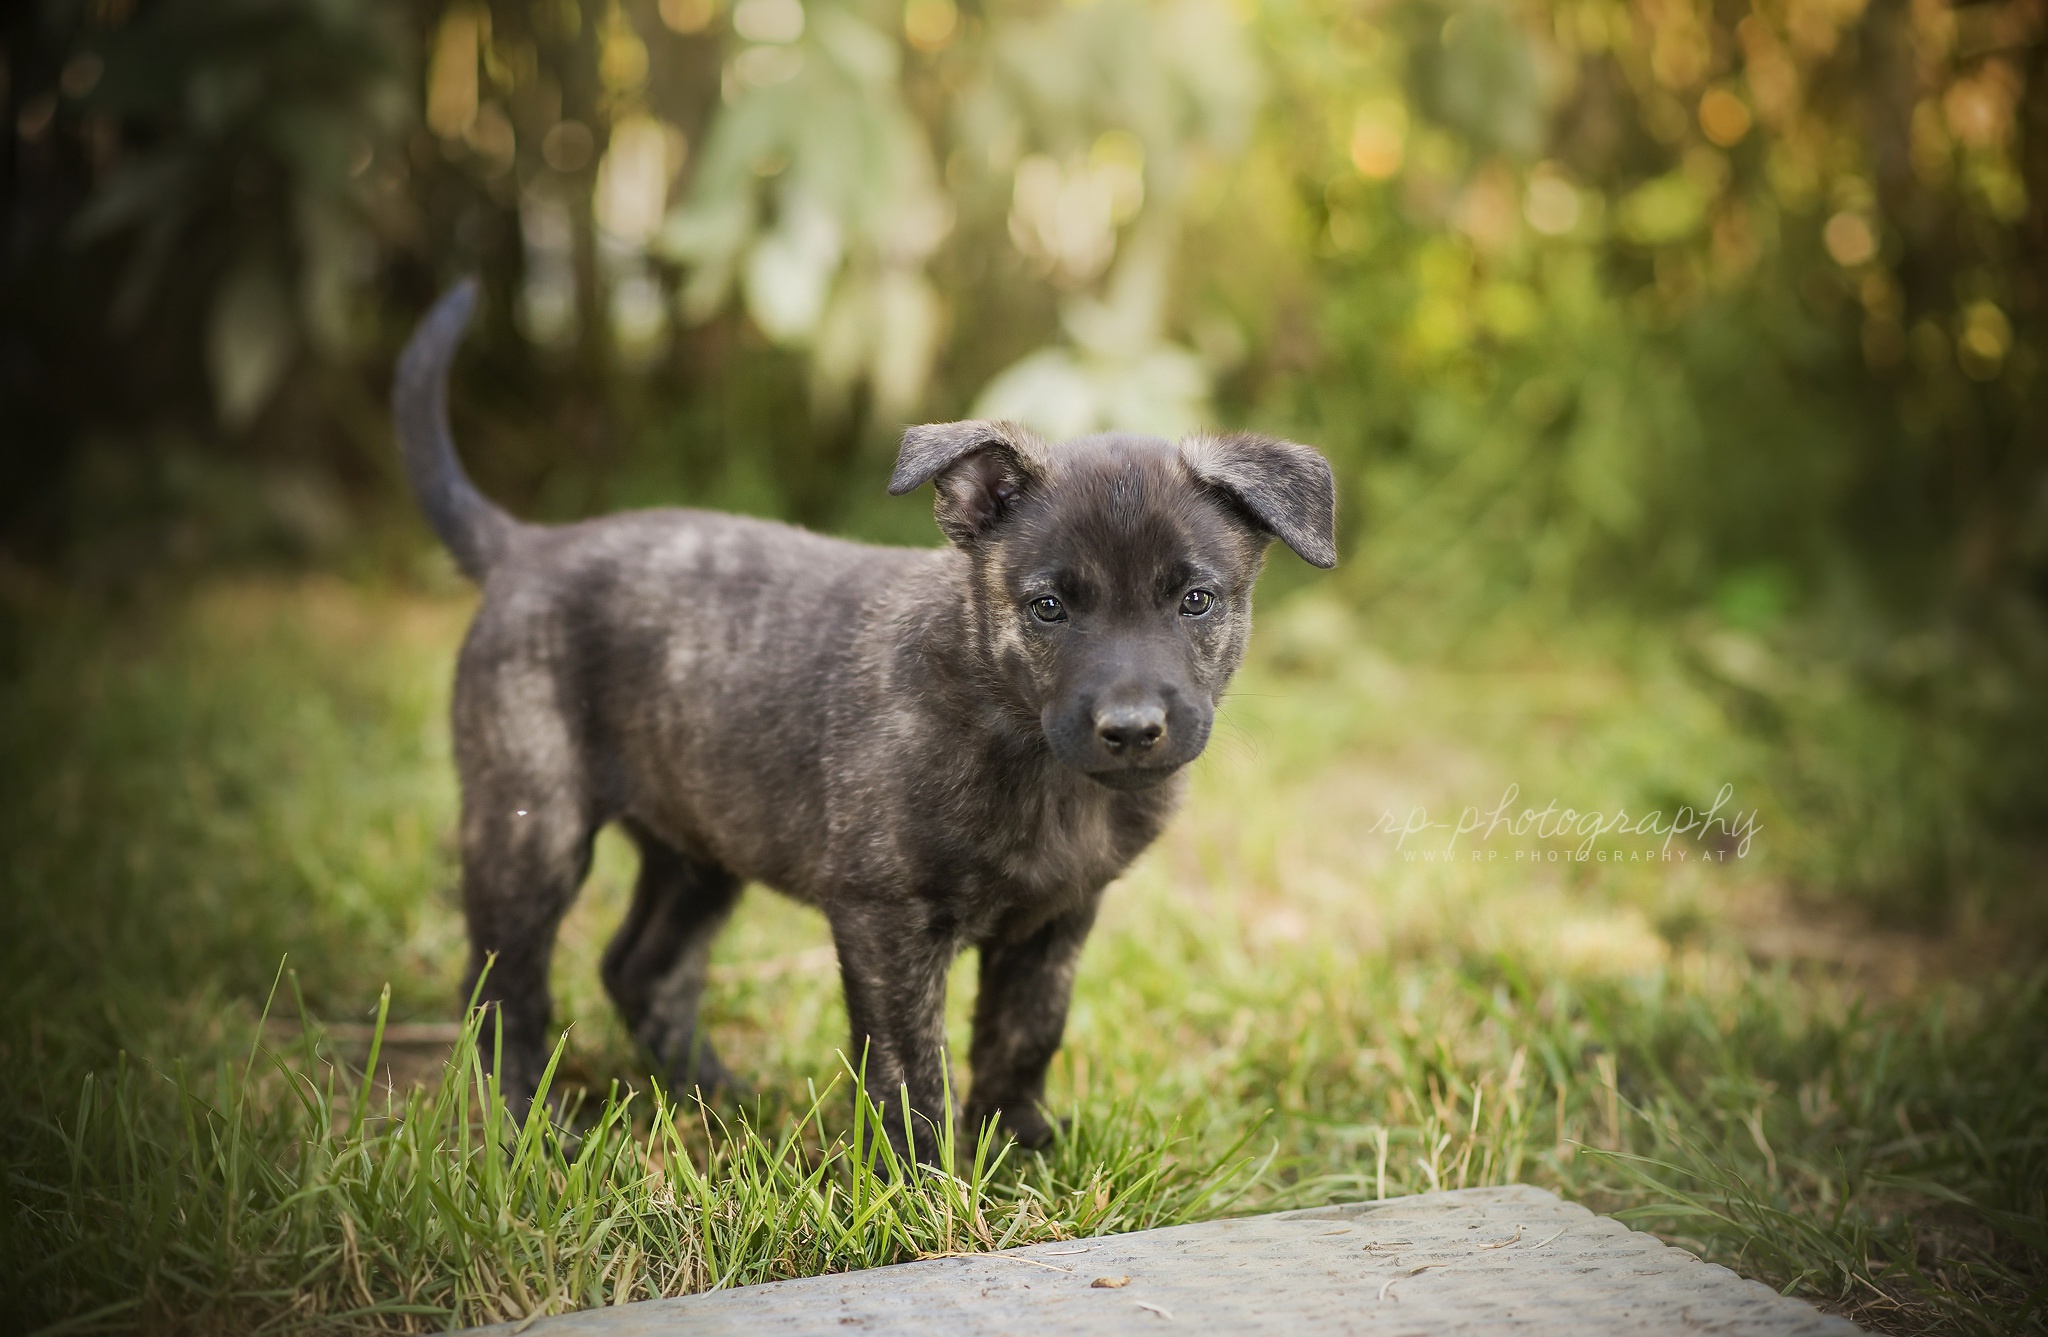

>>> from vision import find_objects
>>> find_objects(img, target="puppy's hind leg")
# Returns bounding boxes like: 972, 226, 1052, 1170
459, 787, 597, 1118
601, 822, 745, 1099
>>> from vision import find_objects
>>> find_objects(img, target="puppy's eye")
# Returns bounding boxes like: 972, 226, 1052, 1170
1180, 589, 1216, 617
1029, 596, 1067, 624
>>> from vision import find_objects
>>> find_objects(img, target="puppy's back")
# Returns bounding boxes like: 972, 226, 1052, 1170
453, 507, 948, 892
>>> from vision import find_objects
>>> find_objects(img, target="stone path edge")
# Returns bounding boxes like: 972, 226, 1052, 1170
469, 1184, 1863, 1335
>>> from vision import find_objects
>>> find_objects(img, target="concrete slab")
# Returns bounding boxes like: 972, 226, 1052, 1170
482, 1185, 1861, 1335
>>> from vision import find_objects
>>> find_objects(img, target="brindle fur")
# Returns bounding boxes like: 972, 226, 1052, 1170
393, 281, 1335, 1157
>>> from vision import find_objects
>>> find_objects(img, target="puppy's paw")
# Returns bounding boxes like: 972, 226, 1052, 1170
968, 1102, 1064, 1151
1018, 1110, 1076, 1151
662, 1050, 752, 1106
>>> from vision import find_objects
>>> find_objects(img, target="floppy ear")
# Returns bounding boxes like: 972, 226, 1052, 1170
889, 419, 1042, 547
1181, 432, 1339, 569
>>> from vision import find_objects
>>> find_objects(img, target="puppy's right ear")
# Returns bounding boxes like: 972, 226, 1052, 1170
889, 420, 1042, 547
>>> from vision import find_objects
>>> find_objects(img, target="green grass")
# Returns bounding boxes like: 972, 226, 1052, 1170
2, 576, 2043, 1334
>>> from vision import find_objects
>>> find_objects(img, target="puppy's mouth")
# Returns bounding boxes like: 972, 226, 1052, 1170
1082, 765, 1182, 792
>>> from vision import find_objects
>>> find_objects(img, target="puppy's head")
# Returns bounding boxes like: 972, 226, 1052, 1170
891, 420, 1336, 789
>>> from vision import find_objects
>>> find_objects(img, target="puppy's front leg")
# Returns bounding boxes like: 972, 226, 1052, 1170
830, 908, 956, 1166
965, 899, 1100, 1149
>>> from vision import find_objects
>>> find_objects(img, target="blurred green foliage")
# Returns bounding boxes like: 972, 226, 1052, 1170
8, 0, 2042, 575
2, 0, 2044, 903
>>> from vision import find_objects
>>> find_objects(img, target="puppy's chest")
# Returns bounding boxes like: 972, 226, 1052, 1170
967, 774, 1169, 906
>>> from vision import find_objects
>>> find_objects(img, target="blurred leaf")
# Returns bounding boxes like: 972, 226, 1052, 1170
744, 190, 844, 341
69, 154, 199, 246
657, 0, 949, 407
207, 261, 298, 430
1618, 172, 1709, 245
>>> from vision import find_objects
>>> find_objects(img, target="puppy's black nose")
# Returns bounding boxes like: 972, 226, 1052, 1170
1095, 704, 1166, 753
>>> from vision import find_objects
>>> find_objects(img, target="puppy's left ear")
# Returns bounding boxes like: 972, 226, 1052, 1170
890, 419, 1043, 547
1182, 432, 1339, 569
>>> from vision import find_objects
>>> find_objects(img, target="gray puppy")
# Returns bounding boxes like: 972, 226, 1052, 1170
394, 280, 1335, 1157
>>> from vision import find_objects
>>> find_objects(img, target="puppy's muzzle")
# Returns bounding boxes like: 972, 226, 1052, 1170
1094, 704, 1166, 754
1043, 680, 1207, 789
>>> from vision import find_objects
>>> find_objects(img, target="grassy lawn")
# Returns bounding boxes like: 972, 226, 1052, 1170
2, 575, 2043, 1334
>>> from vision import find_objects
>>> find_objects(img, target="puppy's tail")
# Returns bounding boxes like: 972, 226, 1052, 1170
393, 279, 521, 581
